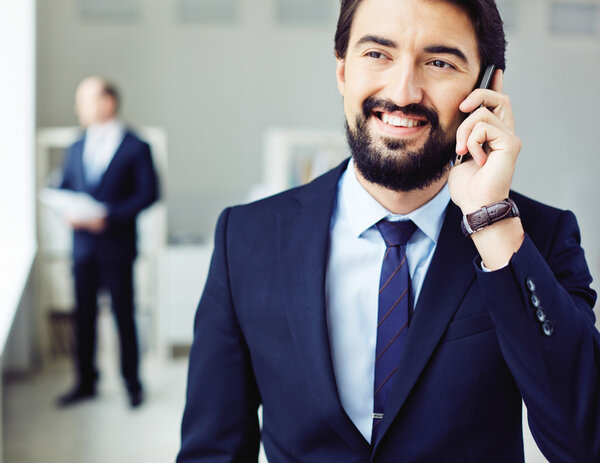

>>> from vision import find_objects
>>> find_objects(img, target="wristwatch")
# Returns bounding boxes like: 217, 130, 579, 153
461, 198, 520, 237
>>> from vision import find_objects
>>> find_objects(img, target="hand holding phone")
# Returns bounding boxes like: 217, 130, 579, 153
448, 66, 522, 218
453, 64, 496, 166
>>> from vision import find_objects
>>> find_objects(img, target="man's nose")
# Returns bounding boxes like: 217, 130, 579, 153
384, 65, 424, 107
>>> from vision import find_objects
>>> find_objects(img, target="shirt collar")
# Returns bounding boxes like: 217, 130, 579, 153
338, 158, 450, 244
86, 119, 124, 139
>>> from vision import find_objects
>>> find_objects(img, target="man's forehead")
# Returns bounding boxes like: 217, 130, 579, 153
351, 0, 475, 34
349, 0, 478, 60
77, 79, 104, 97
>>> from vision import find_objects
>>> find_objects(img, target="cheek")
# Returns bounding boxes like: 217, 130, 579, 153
342, 84, 365, 123
343, 64, 381, 105
435, 90, 469, 130
344, 87, 378, 128
343, 100, 362, 132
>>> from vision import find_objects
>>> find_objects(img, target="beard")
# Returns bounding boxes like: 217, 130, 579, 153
346, 96, 457, 192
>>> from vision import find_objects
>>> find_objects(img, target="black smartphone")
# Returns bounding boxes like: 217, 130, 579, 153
453, 64, 496, 166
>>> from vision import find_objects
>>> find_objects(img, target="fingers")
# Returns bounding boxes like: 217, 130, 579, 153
67, 217, 106, 232
459, 91, 514, 129
455, 106, 504, 162
464, 122, 494, 165
458, 119, 522, 167
459, 71, 514, 131
455, 69, 518, 165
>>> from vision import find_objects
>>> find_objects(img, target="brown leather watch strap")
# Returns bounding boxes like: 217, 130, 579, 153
461, 198, 520, 237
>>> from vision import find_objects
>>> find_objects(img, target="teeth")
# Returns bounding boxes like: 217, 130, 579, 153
381, 113, 423, 128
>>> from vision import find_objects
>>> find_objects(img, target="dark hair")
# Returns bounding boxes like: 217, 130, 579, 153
334, 0, 507, 73
101, 80, 121, 112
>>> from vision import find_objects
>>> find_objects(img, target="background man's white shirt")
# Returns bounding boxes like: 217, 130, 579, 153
82, 119, 125, 185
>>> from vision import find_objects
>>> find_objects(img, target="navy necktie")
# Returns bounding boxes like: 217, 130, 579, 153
372, 219, 417, 441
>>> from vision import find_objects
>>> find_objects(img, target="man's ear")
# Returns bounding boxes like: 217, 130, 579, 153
335, 56, 346, 96
99, 95, 115, 120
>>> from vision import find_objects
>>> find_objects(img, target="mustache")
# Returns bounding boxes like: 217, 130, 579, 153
362, 97, 439, 127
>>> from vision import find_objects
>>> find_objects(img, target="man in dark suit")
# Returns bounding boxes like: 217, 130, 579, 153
178, 0, 600, 461
57, 76, 158, 408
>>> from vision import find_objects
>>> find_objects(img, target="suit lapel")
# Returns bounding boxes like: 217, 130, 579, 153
278, 162, 371, 454
374, 202, 479, 448
73, 139, 87, 190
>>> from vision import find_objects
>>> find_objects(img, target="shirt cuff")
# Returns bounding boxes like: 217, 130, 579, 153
480, 260, 509, 273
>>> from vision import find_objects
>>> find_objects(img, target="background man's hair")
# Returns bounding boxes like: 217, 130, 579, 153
334, 0, 507, 74
100, 79, 121, 112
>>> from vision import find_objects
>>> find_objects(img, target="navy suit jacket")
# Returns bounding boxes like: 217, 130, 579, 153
60, 130, 158, 263
178, 160, 600, 462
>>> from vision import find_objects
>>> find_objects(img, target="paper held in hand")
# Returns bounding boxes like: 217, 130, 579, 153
39, 188, 107, 222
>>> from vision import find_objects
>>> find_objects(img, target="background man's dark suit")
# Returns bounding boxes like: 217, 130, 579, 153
60, 130, 158, 399
178, 160, 599, 462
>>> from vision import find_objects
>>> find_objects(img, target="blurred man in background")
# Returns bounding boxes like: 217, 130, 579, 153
57, 76, 158, 408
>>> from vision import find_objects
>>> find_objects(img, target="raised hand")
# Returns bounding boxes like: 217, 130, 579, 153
449, 69, 524, 269
449, 69, 522, 215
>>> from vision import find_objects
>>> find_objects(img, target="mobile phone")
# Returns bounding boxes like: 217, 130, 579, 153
453, 64, 497, 166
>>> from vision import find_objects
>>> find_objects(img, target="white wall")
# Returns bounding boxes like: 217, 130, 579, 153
36, 0, 600, 294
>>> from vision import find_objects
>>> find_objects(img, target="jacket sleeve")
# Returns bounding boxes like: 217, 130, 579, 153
177, 208, 262, 463
476, 210, 599, 462
105, 142, 158, 223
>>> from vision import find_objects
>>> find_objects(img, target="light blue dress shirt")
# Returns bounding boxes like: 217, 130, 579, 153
82, 120, 125, 185
325, 159, 450, 443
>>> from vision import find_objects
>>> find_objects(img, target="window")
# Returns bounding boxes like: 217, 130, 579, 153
0, 0, 36, 347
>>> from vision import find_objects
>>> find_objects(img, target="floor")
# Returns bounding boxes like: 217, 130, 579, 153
3, 355, 188, 463
3, 351, 269, 463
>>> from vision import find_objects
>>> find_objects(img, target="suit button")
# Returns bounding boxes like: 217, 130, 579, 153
530, 293, 541, 308
536, 307, 547, 323
526, 278, 536, 292
542, 320, 554, 336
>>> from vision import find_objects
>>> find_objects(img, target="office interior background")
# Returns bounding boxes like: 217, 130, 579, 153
1, 0, 599, 462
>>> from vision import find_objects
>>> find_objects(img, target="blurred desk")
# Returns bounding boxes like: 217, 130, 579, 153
159, 243, 213, 356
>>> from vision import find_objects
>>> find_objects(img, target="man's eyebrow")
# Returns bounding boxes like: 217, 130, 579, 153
424, 45, 469, 64
354, 35, 398, 49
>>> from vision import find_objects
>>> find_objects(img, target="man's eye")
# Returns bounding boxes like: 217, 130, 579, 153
366, 51, 386, 60
430, 59, 452, 69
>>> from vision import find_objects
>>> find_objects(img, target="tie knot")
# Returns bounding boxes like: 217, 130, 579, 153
376, 219, 417, 247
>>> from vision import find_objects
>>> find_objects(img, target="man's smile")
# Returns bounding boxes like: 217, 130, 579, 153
377, 112, 428, 128
371, 110, 430, 138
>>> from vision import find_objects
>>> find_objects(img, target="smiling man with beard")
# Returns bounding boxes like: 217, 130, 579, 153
348, 98, 454, 191
177, 1, 600, 461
